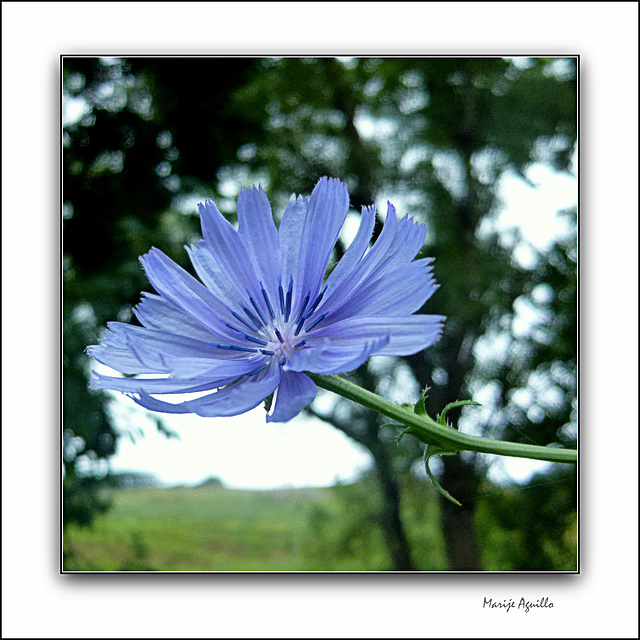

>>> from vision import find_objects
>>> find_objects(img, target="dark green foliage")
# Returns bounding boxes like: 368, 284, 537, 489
476, 467, 578, 570
63, 57, 263, 526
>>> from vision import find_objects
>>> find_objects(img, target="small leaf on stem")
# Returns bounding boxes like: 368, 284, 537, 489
437, 399, 481, 427
424, 445, 462, 507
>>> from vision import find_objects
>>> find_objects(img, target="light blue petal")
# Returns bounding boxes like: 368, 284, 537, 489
309, 336, 390, 375
140, 248, 255, 344
266, 371, 317, 423
132, 390, 194, 414
185, 243, 243, 308
315, 200, 398, 318
237, 185, 281, 301
132, 361, 281, 417
133, 292, 217, 342
103, 322, 251, 361
310, 315, 445, 356
386, 210, 427, 266
281, 341, 327, 372
162, 353, 267, 378
283, 336, 389, 375
88, 324, 170, 373
198, 199, 270, 318
321, 205, 376, 298
87, 344, 162, 375
279, 194, 308, 290
323, 259, 437, 322
90, 372, 236, 394
295, 177, 350, 308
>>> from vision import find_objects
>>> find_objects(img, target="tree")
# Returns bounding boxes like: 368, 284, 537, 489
63, 57, 260, 527
223, 56, 577, 569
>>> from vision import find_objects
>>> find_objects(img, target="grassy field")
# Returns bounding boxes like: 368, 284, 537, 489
63, 472, 577, 572
63, 476, 448, 572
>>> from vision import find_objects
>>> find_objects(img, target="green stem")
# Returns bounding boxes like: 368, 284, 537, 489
308, 373, 577, 465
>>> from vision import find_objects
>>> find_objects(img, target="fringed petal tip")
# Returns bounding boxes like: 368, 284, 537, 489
431, 314, 447, 344
88, 370, 100, 390
239, 183, 267, 197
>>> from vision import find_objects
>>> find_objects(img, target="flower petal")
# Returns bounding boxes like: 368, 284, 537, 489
296, 177, 349, 306
132, 361, 281, 417
322, 205, 376, 298
87, 344, 162, 375
198, 199, 269, 317
237, 185, 281, 301
385, 206, 427, 268
315, 200, 398, 318
281, 341, 327, 372
103, 322, 253, 361
279, 194, 308, 289
133, 292, 217, 342
313, 336, 390, 374
310, 315, 445, 356
185, 242, 243, 307
266, 371, 317, 423
284, 336, 390, 375
162, 353, 267, 378
140, 248, 259, 345
90, 372, 236, 394
322, 259, 437, 322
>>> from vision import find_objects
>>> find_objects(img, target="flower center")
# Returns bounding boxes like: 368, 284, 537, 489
214, 278, 327, 368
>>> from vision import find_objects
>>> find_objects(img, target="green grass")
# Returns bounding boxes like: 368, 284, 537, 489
64, 485, 324, 571
63, 476, 448, 572
63, 473, 577, 572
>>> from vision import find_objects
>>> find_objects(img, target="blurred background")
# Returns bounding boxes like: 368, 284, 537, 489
62, 56, 577, 572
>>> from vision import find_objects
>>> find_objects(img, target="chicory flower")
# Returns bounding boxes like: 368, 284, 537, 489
89, 177, 443, 422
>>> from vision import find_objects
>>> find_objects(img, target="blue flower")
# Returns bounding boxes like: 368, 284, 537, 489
89, 177, 444, 422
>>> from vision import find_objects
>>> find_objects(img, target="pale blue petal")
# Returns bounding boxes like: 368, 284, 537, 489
87, 344, 162, 375
132, 362, 280, 417
198, 199, 270, 318
296, 177, 349, 307
279, 194, 308, 288
237, 185, 281, 301
283, 336, 389, 375
141, 248, 268, 346
322, 205, 376, 298
386, 211, 427, 266
309, 337, 390, 375
103, 322, 252, 361
90, 372, 236, 394
89, 324, 169, 373
310, 315, 445, 356
315, 200, 398, 318
162, 353, 267, 378
266, 371, 317, 423
133, 292, 217, 342
185, 242, 243, 307
132, 390, 194, 414
323, 259, 437, 322
281, 341, 327, 372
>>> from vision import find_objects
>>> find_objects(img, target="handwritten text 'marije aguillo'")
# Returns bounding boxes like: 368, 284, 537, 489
483, 597, 554, 613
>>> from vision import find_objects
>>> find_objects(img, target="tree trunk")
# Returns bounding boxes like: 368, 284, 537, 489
371, 442, 415, 571
438, 455, 481, 570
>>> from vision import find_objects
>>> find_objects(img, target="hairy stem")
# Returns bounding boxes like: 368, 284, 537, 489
308, 373, 577, 465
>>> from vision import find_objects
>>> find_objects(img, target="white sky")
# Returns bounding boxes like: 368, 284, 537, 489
107, 390, 372, 489
105, 160, 577, 489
